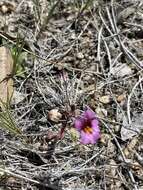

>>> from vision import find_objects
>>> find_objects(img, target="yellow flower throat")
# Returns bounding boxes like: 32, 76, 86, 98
83, 126, 93, 134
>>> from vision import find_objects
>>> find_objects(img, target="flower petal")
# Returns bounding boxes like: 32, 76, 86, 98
92, 130, 100, 142
80, 130, 100, 144
80, 131, 91, 144
89, 134, 98, 144
83, 108, 96, 120
91, 119, 99, 129
74, 107, 100, 144
74, 117, 84, 131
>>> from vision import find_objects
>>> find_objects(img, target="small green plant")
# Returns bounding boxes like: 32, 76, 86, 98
42, 0, 60, 30
32, 0, 60, 31
0, 35, 25, 136
0, 101, 21, 135
11, 35, 27, 78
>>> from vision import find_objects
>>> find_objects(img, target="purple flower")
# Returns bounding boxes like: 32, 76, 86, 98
74, 108, 100, 144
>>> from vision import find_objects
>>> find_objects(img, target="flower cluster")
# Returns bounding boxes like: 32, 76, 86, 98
74, 108, 100, 144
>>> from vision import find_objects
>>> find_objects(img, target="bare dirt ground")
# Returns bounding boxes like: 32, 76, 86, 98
0, 0, 143, 189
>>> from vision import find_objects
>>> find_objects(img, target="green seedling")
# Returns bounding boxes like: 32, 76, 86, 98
11, 35, 27, 78
0, 100, 21, 136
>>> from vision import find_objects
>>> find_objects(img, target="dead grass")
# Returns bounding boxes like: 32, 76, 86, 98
0, 0, 143, 189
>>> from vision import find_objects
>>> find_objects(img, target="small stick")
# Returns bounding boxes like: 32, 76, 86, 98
0, 167, 59, 190
101, 120, 138, 190
127, 77, 143, 125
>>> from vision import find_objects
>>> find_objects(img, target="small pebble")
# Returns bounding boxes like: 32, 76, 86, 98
77, 52, 84, 59
117, 94, 126, 102
99, 95, 111, 104
1, 5, 8, 14
48, 109, 62, 123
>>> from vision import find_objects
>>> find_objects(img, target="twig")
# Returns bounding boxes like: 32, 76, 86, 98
0, 167, 59, 190
101, 120, 139, 190
0, 31, 50, 62
99, 6, 143, 70
79, 148, 104, 167
127, 77, 143, 125
110, 1, 143, 70
97, 26, 103, 63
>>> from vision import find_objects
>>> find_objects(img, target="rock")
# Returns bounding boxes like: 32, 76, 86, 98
121, 113, 143, 141
76, 52, 84, 59
48, 109, 62, 123
110, 63, 132, 78
1, 5, 8, 14
12, 91, 27, 105
117, 94, 126, 102
0, 2, 15, 14
99, 95, 111, 104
